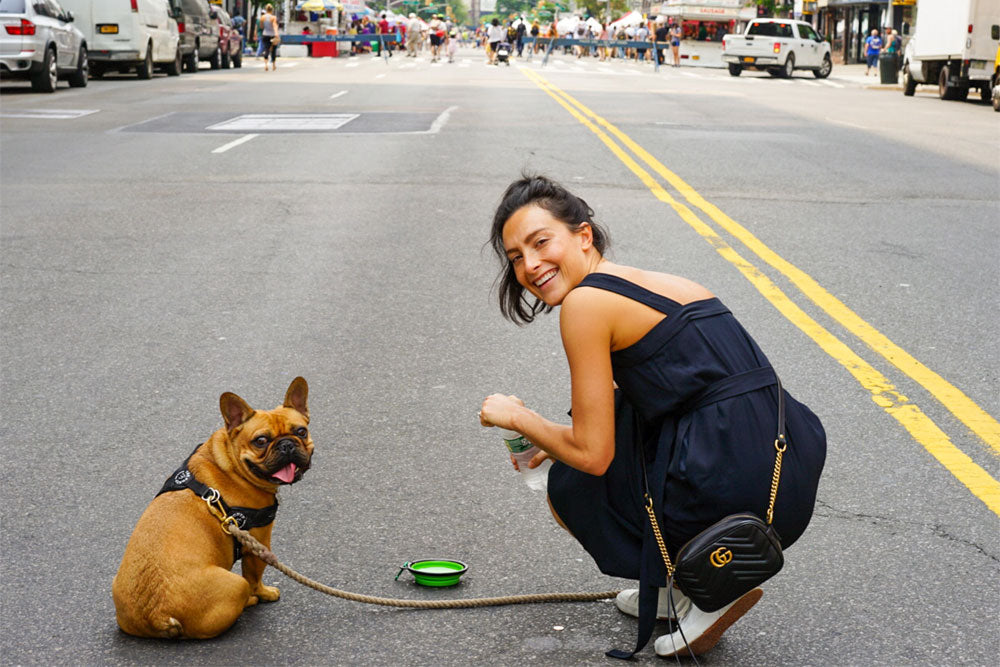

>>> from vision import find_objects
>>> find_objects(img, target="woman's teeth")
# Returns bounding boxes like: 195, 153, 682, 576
534, 269, 557, 288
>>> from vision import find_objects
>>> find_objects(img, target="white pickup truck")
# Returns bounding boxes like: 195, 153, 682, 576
722, 18, 832, 79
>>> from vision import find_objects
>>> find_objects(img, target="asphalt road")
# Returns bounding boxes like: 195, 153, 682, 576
1, 48, 998, 665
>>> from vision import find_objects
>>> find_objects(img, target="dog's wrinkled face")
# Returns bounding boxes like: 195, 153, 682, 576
220, 377, 314, 488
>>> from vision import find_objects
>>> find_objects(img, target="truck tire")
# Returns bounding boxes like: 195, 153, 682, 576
209, 44, 221, 69
979, 83, 991, 103
902, 64, 917, 96
782, 53, 795, 78
938, 65, 967, 100
728, 63, 741, 76
993, 79, 1000, 111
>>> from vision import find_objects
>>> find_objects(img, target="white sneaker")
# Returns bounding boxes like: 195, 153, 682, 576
614, 587, 691, 621
654, 588, 763, 657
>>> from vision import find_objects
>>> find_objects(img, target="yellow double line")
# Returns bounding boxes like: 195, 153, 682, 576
520, 68, 1000, 516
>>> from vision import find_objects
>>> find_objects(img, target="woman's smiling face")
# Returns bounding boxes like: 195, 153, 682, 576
502, 204, 594, 307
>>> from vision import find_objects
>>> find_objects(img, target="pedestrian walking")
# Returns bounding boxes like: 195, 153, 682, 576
377, 12, 393, 57
260, 4, 279, 71
654, 17, 668, 66
486, 18, 504, 65
515, 19, 526, 57
428, 14, 445, 62
530, 20, 540, 54
481, 174, 826, 659
864, 28, 882, 75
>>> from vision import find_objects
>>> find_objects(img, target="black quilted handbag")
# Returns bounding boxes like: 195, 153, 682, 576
643, 374, 788, 613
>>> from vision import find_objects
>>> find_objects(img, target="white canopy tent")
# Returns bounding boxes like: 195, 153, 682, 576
609, 11, 645, 30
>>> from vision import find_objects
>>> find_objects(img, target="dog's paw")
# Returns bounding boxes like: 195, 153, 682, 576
255, 585, 280, 603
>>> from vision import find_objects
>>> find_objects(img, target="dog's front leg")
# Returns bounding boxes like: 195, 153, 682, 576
242, 525, 280, 606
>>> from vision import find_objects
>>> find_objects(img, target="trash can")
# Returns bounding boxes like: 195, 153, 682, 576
879, 53, 899, 84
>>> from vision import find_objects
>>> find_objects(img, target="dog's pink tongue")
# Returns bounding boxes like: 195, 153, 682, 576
272, 462, 297, 484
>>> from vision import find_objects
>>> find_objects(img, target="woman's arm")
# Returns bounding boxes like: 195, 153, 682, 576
479, 287, 616, 475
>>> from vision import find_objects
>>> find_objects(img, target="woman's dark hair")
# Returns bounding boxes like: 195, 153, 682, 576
491, 18, 499, 26
489, 174, 610, 325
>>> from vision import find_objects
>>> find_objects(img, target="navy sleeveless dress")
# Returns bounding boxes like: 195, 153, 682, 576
548, 274, 826, 583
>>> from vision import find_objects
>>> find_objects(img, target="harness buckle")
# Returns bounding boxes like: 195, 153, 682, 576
201, 487, 228, 523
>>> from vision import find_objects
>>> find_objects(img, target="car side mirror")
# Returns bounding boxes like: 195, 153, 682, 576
172, 7, 182, 19
65, 10, 74, 21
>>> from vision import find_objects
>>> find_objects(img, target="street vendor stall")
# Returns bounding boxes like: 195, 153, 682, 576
656, 0, 756, 67
290, 0, 343, 55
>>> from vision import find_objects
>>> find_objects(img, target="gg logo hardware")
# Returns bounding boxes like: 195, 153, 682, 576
709, 547, 733, 568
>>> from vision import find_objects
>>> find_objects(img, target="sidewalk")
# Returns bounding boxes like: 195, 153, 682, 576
832, 61, 902, 89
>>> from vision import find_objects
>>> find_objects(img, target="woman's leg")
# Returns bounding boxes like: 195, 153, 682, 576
547, 494, 570, 532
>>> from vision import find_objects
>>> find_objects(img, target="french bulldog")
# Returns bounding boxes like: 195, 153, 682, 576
112, 377, 313, 638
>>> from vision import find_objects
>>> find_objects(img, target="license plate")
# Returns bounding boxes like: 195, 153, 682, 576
742, 56, 755, 63
98, 24, 119, 34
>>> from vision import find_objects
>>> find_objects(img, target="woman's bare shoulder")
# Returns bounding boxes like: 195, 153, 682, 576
603, 265, 715, 305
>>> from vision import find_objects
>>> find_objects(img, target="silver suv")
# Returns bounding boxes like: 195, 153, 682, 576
0, 0, 87, 91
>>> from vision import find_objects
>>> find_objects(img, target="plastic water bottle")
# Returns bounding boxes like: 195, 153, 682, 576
499, 428, 552, 492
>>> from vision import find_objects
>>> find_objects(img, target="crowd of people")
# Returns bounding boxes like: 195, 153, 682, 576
247, 10, 738, 70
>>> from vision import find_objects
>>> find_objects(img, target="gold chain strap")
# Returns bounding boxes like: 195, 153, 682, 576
766, 435, 787, 525
645, 495, 675, 577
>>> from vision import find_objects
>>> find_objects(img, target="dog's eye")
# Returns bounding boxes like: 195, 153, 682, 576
253, 436, 269, 448
295, 427, 308, 438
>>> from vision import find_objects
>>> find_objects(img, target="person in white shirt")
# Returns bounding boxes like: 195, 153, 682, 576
406, 13, 422, 57
487, 18, 505, 65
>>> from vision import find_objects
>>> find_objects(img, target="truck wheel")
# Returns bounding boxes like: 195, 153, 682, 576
992, 81, 1000, 112
979, 83, 991, 103
209, 45, 221, 69
782, 53, 795, 78
813, 54, 831, 79
902, 64, 917, 96
233, 51, 242, 68
938, 65, 967, 100
728, 64, 741, 76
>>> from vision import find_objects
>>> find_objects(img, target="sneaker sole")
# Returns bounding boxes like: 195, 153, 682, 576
657, 588, 763, 658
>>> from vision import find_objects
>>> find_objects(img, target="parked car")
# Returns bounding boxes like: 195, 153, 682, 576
58, 0, 180, 79
169, 0, 218, 72
0, 0, 88, 91
214, 5, 240, 68
722, 18, 832, 79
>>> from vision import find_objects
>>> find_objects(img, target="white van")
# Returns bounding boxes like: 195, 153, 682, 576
58, 0, 180, 78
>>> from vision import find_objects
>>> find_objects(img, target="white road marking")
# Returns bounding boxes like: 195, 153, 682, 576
329, 90, 348, 100
346, 62, 359, 68
819, 79, 844, 88
826, 117, 868, 130
206, 114, 359, 131
800, 80, 821, 87
0, 108, 99, 119
211, 133, 259, 153
375, 73, 386, 78
427, 105, 458, 134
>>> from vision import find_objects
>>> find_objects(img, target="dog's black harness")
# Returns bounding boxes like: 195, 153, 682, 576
157, 447, 279, 562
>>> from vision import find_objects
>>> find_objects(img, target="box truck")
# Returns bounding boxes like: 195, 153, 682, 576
901, 0, 1000, 102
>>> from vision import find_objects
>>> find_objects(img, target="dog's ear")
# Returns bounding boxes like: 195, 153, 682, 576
283, 377, 309, 419
220, 392, 255, 432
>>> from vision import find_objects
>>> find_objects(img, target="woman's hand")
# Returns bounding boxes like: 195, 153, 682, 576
479, 393, 525, 430
510, 448, 551, 472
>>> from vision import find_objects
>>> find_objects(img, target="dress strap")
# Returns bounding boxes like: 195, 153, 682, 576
576, 273, 681, 315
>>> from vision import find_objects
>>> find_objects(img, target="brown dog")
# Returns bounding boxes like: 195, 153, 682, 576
112, 377, 313, 638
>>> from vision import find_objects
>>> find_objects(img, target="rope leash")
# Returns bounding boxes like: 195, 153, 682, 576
226, 525, 621, 609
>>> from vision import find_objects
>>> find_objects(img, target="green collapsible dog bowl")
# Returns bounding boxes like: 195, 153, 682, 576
396, 559, 468, 587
